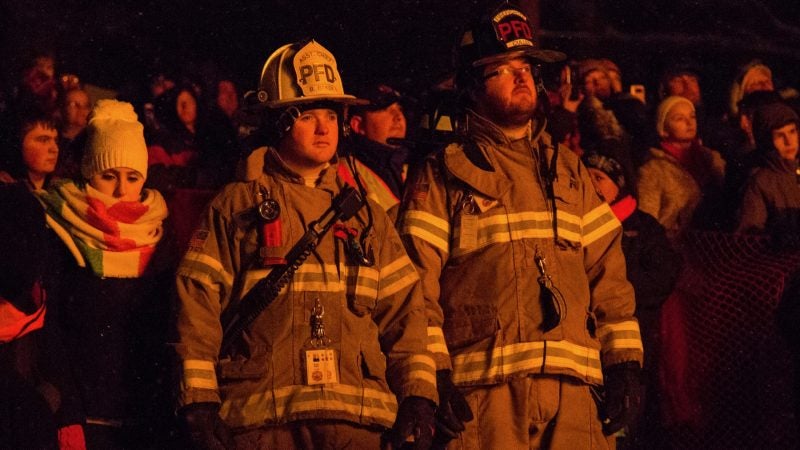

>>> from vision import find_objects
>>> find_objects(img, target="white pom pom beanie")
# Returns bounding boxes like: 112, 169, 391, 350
81, 99, 149, 180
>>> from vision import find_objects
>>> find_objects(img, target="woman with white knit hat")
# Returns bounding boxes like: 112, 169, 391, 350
637, 95, 726, 239
38, 99, 179, 448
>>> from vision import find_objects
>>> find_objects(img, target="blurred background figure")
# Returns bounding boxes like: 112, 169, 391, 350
637, 95, 726, 238
736, 101, 800, 240
583, 151, 681, 449
343, 82, 410, 219
0, 182, 86, 450
55, 87, 91, 179
0, 111, 59, 190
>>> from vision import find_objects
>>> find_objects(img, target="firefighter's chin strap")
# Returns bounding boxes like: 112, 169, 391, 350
343, 151, 375, 267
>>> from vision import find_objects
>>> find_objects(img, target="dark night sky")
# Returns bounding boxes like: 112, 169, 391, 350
2, 0, 799, 114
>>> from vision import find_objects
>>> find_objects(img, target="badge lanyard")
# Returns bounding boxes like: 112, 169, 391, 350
302, 298, 339, 385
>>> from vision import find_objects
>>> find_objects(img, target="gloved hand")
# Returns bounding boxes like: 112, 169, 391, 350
602, 361, 642, 435
432, 370, 473, 448
384, 396, 436, 450
179, 402, 235, 450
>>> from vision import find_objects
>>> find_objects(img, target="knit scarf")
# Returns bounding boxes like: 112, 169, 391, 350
659, 139, 712, 187
38, 179, 168, 278
610, 194, 637, 222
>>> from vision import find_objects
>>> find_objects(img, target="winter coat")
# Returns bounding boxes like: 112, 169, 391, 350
0, 183, 83, 449
175, 148, 436, 430
615, 202, 681, 367
637, 145, 725, 236
40, 181, 179, 445
736, 102, 800, 237
398, 110, 643, 387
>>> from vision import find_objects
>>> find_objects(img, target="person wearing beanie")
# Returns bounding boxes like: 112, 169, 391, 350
637, 95, 726, 238
584, 150, 681, 449
571, 57, 650, 167
736, 101, 800, 237
37, 99, 180, 448
729, 60, 774, 119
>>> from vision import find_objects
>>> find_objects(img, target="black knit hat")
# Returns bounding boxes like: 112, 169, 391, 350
583, 151, 626, 191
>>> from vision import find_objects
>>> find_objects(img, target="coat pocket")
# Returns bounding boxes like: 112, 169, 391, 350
360, 348, 388, 381
442, 304, 499, 350
217, 343, 270, 380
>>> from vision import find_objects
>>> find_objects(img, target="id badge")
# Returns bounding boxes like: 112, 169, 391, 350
459, 214, 478, 250
303, 348, 339, 385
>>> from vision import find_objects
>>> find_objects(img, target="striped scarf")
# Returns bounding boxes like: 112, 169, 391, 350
38, 179, 168, 278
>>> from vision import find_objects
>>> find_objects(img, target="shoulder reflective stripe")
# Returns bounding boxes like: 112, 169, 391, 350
597, 321, 643, 352
378, 256, 419, 299
180, 252, 234, 288
404, 354, 437, 386
339, 161, 400, 213
219, 383, 398, 428
582, 204, 621, 247
355, 162, 400, 211
401, 210, 450, 253
450, 340, 603, 385
427, 327, 449, 356
183, 359, 218, 390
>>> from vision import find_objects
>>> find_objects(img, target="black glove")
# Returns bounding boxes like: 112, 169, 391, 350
384, 396, 436, 450
432, 370, 473, 448
180, 402, 235, 450
602, 361, 642, 435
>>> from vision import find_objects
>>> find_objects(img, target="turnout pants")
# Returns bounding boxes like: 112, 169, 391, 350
232, 419, 383, 450
448, 375, 611, 450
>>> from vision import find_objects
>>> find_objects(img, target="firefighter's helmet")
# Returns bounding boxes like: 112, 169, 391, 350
255, 39, 366, 108
456, 2, 565, 71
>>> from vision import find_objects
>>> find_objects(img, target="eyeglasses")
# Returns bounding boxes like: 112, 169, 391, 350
482, 64, 536, 81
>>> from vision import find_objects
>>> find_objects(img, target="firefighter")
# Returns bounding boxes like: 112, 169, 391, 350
398, 3, 644, 448
175, 39, 437, 449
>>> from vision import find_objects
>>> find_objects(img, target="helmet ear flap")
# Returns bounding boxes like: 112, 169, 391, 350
276, 106, 302, 136
341, 119, 351, 140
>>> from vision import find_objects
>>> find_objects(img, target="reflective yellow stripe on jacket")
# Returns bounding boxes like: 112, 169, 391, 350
219, 383, 399, 428
450, 340, 604, 385
179, 252, 234, 293
241, 263, 379, 298
597, 320, 644, 354
183, 359, 218, 390
426, 326, 449, 359
401, 210, 450, 254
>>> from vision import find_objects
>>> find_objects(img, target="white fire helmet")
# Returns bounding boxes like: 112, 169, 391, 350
255, 39, 366, 108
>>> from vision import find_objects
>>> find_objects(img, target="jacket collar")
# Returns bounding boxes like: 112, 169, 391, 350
443, 109, 548, 199
263, 147, 339, 191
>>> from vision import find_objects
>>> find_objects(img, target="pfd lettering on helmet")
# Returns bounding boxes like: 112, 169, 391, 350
492, 10, 534, 48
298, 64, 337, 85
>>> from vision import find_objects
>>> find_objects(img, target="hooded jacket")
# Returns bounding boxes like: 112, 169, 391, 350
399, 110, 642, 387
736, 102, 800, 236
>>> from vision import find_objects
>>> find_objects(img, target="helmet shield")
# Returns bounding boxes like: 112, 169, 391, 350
257, 40, 367, 108
457, 3, 565, 70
